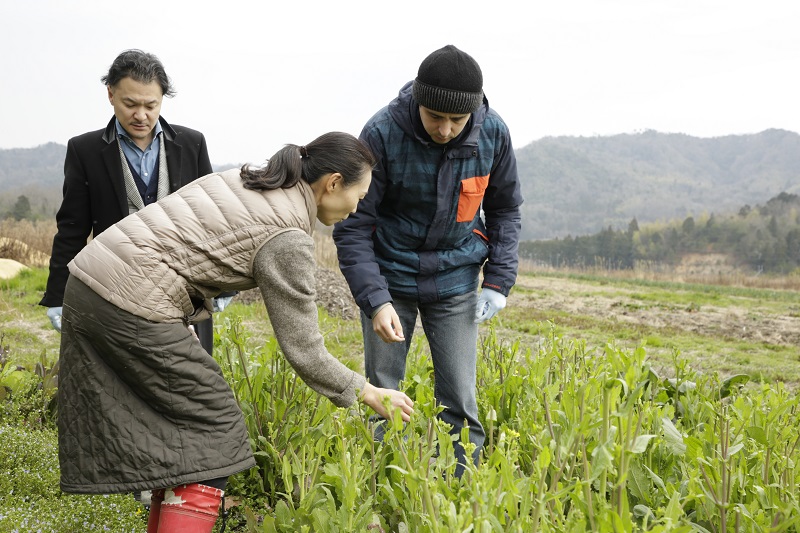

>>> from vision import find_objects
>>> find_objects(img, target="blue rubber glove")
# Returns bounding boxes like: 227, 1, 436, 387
474, 288, 506, 323
47, 306, 63, 332
212, 296, 234, 313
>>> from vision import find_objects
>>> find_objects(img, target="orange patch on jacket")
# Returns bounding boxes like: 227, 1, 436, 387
457, 175, 490, 222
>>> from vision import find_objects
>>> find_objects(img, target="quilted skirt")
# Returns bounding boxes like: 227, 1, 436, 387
57, 276, 255, 494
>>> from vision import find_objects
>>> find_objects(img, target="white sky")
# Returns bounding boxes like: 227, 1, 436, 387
2, 0, 799, 166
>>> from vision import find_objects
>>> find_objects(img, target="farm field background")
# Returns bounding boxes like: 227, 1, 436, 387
1, 226, 800, 531
2, 221, 799, 385
504, 269, 800, 386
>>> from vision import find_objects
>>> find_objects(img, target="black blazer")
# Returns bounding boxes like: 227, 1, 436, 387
40, 116, 213, 307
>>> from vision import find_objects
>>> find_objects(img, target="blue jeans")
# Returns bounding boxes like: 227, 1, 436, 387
362, 291, 484, 473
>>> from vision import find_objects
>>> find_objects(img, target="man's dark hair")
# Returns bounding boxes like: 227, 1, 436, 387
101, 49, 175, 97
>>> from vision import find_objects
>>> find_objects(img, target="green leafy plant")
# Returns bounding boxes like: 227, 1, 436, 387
0, 336, 58, 427
214, 317, 800, 531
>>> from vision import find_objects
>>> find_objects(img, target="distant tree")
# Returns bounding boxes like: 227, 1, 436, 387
11, 195, 32, 221
705, 213, 721, 244
787, 228, 800, 265
520, 190, 800, 273
769, 192, 799, 206
39, 198, 51, 217
768, 215, 779, 238
682, 216, 695, 234
650, 231, 662, 245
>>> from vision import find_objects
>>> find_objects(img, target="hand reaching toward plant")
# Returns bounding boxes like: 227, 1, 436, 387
359, 382, 414, 422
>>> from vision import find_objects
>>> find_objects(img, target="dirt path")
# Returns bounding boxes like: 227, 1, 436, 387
511, 275, 800, 348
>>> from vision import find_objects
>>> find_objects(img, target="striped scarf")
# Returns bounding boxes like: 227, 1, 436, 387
116, 132, 170, 214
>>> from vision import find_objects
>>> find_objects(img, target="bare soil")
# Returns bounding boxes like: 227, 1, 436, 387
510, 275, 800, 348
236, 265, 360, 321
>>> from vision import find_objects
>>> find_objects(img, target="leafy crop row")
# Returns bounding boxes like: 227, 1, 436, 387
217, 318, 800, 532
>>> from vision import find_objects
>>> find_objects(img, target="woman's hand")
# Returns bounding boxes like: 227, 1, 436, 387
359, 382, 414, 422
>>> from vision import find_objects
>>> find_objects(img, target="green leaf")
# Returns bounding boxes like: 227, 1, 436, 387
630, 434, 656, 454
632, 504, 655, 521
719, 374, 750, 398
627, 462, 652, 505
746, 426, 767, 446
275, 500, 293, 528
536, 443, 552, 470
0, 369, 32, 394
726, 442, 744, 457
643, 465, 666, 494
590, 443, 614, 481
282, 454, 294, 495
661, 417, 686, 456
606, 377, 629, 397
663, 490, 684, 521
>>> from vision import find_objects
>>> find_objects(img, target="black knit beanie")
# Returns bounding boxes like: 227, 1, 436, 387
413, 45, 484, 114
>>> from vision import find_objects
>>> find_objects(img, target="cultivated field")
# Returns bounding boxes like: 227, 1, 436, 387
3, 218, 800, 388
505, 271, 800, 387
2, 220, 800, 530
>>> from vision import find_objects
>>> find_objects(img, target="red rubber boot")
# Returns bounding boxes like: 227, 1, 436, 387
157, 483, 223, 533
146, 489, 165, 533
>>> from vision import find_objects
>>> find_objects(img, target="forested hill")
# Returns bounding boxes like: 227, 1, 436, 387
520, 191, 800, 275
0, 143, 65, 217
515, 128, 800, 241
3, 130, 800, 242
0, 142, 233, 218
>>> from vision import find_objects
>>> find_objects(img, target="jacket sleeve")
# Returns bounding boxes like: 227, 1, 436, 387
174, 126, 213, 185
480, 129, 523, 296
253, 230, 367, 407
40, 138, 94, 307
332, 130, 393, 317
197, 132, 212, 176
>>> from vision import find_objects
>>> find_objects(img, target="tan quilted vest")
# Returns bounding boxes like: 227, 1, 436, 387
68, 168, 317, 323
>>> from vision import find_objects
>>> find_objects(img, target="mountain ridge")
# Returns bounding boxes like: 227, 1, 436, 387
514, 128, 800, 240
3, 129, 799, 241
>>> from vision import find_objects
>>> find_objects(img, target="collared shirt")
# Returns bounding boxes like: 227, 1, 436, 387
116, 119, 163, 186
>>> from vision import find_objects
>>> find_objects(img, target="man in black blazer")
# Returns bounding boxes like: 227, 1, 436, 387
41, 49, 225, 354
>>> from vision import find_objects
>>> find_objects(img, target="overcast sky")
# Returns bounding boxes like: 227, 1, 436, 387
2, 0, 799, 166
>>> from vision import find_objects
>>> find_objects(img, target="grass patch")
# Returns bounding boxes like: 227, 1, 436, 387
497, 302, 800, 386
555, 270, 800, 303
0, 268, 60, 368
0, 424, 146, 532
